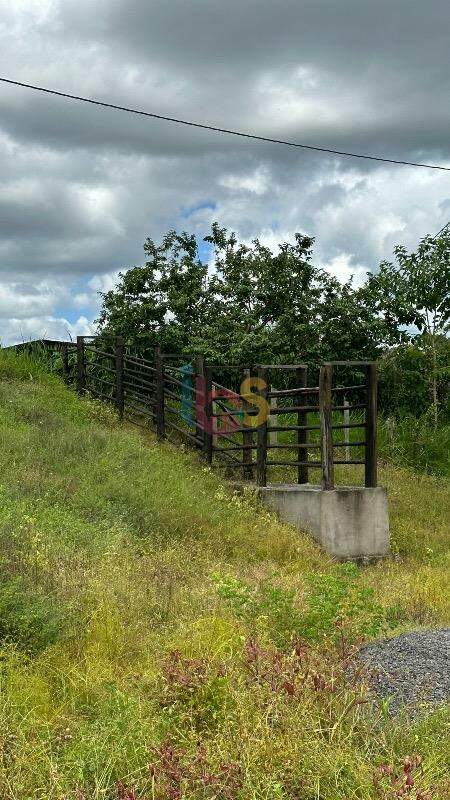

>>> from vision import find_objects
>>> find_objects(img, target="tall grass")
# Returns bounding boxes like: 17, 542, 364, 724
378, 411, 450, 477
0, 349, 448, 799
0, 342, 59, 383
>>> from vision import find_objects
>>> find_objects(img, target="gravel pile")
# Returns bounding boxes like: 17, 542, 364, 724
358, 629, 450, 715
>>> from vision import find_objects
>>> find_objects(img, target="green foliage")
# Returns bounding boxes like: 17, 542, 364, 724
0, 357, 448, 798
0, 576, 64, 652
300, 564, 385, 641
0, 345, 60, 384
378, 410, 450, 477
214, 564, 386, 648
159, 650, 231, 733
379, 337, 450, 418
376, 337, 450, 475
97, 223, 449, 422
364, 232, 450, 339
365, 232, 450, 420
97, 223, 399, 366
214, 574, 301, 648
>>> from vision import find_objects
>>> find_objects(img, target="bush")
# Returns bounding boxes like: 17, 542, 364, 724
214, 564, 386, 648
299, 564, 385, 641
379, 338, 450, 419
378, 411, 450, 477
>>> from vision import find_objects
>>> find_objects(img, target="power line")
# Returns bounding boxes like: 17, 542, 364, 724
433, 220, 450, 239
1, 76, 450, 172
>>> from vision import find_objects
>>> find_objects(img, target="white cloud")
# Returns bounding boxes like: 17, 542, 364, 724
88, 271, 122, 294
0, 280, 68, 318
0, 0, 449, 343
323, 254, 368, 286
219, 167, 269, 196
0, 315, 94, 347
72, 270, 122, 315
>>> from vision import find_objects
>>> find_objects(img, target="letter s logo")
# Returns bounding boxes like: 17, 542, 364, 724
240, 376, 269, 428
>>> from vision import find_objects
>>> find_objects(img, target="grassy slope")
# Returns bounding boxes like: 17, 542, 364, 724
0, 351, 449, 799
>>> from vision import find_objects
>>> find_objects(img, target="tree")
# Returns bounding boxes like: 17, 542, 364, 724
364, 232, 450, 420
97, 230, 208, 356
97, 223, 400, 370
378, 337, 450, 419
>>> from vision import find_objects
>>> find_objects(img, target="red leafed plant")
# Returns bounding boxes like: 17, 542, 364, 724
148, 740, 243, 800
373, 755, 441, 799
116, 783, 142, 800
161, 649, 227, 694
243, 633, 364, 702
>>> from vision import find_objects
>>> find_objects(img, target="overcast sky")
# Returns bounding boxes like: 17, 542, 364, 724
1, 0, 450, 345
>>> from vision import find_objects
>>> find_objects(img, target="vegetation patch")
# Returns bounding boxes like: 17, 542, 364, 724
0, 351, 448, 798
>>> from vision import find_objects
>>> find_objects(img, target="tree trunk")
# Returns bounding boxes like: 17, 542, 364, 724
431, 334, 438, 426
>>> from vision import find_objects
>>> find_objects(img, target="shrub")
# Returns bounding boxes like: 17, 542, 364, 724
214, 563, 386, 648
378, 411, 450, 477
299, 563, 386, 641
378, 338, 450, 419
159, 650, 231, 732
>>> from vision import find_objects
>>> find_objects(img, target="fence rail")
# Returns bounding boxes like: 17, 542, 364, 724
5, 337, 378, 489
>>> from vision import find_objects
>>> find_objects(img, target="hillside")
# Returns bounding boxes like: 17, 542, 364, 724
0, 350, 449, 799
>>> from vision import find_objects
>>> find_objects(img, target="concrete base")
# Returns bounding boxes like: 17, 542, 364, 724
258, 484, 389, 560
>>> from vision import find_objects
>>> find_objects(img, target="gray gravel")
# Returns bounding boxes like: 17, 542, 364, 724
358, 629, 450, 715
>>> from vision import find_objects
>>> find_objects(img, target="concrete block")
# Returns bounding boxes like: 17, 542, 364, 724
258, 484, 389, 560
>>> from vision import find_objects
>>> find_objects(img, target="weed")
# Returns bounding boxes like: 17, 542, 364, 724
148, 741, 243, 800
378, 412, 450, 477
373, 755, 445, 799
214, 563, 386, 649
159, 650, 230, 732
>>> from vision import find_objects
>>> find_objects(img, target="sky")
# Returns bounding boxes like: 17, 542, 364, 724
1, 0, 450, 345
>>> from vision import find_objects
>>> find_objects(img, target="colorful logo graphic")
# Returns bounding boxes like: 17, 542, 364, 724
180, 366, 270, 435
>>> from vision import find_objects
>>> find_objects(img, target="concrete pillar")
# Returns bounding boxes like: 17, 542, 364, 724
257, 484, 389, 560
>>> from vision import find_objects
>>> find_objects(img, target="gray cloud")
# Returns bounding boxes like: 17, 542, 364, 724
0, 0, 449, 344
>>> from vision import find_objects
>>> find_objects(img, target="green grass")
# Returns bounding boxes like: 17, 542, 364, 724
0, 350, 449, 799
378, 413, 450, 478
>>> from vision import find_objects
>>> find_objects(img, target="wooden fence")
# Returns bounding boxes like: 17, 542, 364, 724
7, 337, 378, 489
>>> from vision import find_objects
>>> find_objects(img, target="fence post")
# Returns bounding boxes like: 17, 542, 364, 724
256, 366, 268, 487
76, 336, 85, 396
61, 343, 69, 381
319, 364, 334, 490
195, 355, 204, 448
155, 346, 165, 440
242, 367, 254, 480
297, 365, 308, 484
343, 397, 350, 462
365, 362, 378, 487
269, 389, 278, 446
203, 365, 213, 464
212, 383, 218, 449
115, 336, 124, 420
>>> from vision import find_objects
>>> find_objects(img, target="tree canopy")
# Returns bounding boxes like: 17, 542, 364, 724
364, 232, 450, 417
97, 223, 449, 417
97, 223, 402, 366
